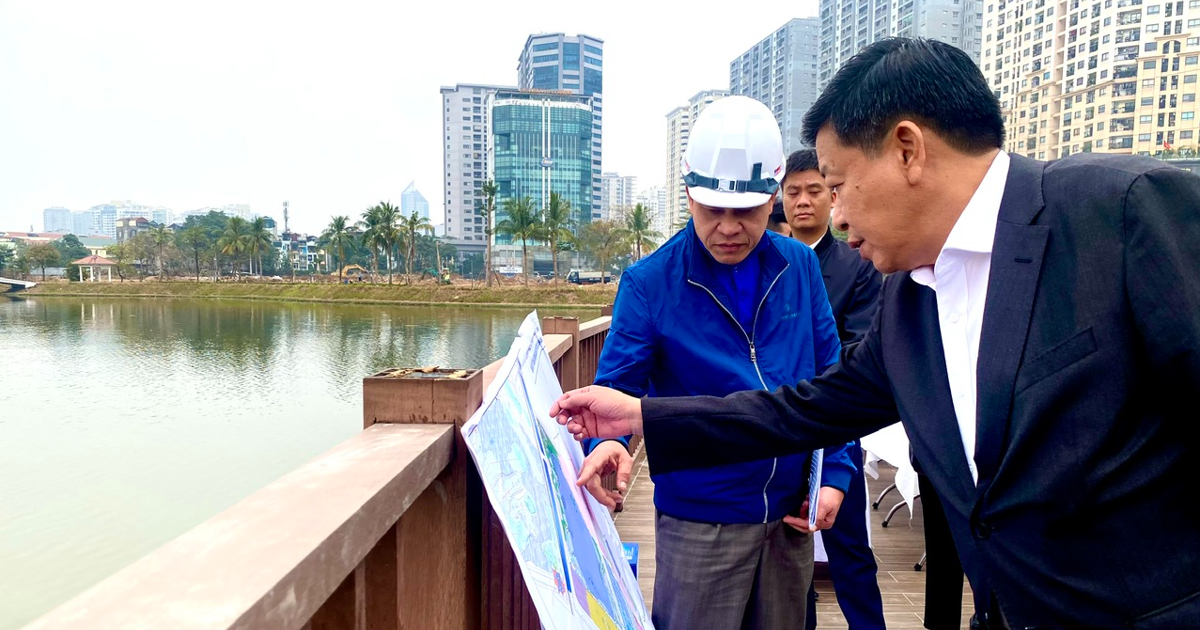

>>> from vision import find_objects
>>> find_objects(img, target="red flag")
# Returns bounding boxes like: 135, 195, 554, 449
1164, 140, 1173, 150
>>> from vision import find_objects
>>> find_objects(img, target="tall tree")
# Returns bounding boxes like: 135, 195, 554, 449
399, 210, 434, 284
369, 201, 401, 284
149, 225, 172, 279
477, 180, 498, 287
576, 219, 629, 284
541, 192, 575, 283
216, 216, 250, 278
624, 203, 663, 261
176, 226, 209, 282
358, 204, 386, 283
248, 217, 273, 278
24, 242, 61, 281
106, 243, 133, 281
321, 215, 355, 284
495, 196, 544, 285
53, 234, 91, 264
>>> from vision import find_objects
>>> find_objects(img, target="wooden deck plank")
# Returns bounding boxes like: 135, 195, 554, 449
615, 456, 975, 629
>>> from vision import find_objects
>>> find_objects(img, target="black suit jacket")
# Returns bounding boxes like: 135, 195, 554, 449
641, 153, 1200, 629
814, 228, 882, 344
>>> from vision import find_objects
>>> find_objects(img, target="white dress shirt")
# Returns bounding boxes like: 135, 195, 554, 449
910, 151, 1010, 484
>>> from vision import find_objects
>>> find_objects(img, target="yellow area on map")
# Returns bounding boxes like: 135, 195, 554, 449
586, 592, 620, 630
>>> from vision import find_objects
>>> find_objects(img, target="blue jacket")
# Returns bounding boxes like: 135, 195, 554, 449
591, 221, 855, 524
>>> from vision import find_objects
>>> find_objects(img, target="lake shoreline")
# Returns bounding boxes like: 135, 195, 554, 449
20, 280, 617, 310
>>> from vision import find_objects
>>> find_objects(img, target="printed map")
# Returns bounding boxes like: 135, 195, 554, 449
462, 313, 652, 630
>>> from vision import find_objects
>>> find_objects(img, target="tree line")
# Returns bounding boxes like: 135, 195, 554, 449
2, 192, 667, 286
473, 181, 664, 286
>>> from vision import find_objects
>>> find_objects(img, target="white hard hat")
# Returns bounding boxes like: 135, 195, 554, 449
682, 95, 784, 210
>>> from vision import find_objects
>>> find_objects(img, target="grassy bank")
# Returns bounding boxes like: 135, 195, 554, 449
25, 279, 618, 308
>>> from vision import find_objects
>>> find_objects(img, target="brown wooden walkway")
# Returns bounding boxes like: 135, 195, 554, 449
614, 451, 974, 629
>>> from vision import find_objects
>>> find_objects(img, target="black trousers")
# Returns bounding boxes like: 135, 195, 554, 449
919, 472, 967, 630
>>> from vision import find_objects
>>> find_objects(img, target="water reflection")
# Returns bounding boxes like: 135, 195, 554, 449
0, 297, 595, 629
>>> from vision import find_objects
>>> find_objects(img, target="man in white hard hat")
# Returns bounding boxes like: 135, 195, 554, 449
575, 95, 855, 629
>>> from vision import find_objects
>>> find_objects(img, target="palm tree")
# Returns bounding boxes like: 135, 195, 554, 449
176, 226, 209, 282
217, 216, 249, 279
247, 217, 273, 277
624, 203, 663, 261
476, 180, 498, 287
541, 192, 575, 283
321, 215, 355, 284
371, 201, 401, 284
149, 225, 172, 280
576, 219, 629, 284
495, 196, 545, 285
359, 204, 387, 283
399, 210, 434, 284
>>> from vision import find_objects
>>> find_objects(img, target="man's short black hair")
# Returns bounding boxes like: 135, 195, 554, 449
769, 199, 787, 224
786, 150, 820, 177
801, 38, 1004, 155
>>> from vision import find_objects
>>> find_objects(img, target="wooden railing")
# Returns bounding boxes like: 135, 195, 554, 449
27, 313, 612, 630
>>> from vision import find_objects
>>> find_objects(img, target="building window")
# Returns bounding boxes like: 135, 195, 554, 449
1148, 4, 1161, 12
1140, 133, 1153, 140
1184, 112, 1196, 119
1141, 115, 1154, 123
1185, 93, 1197, 102
1188, 74, 1199, 83
1146, 60, 1158, 69
1147, 42, 1159, 51
1183, 130, 1195, 138
1189, 56, 1199, 65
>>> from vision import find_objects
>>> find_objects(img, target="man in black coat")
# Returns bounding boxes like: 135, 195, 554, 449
782, 148, 887, 630
551, 37, 1200, 630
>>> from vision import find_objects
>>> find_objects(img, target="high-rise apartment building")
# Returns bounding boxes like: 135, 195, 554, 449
489, 89, 594, 241
637, 185, 670, 239
43, 207, 71, 233
599, 172, 638, 220
401, 181, 430, 221
665, 90, 730, 231
986, 0, 1200, 160
517, 33, 604, 218
731, 18, 822, 155
72, 210, 94, 236
440, 82, 511, 254
819, 0, 984, 90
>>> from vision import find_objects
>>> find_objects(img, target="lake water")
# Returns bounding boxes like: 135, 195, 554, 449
0, 296, 597, 629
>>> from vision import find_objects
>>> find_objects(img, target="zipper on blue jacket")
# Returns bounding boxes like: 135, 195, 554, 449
687, 260, 790, 523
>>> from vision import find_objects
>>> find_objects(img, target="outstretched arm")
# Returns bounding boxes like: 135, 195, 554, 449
552, 310, 901, 475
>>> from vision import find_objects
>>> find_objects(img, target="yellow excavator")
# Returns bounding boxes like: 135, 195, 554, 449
339, 264, 371, 283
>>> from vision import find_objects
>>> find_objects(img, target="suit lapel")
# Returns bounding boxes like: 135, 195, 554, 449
893, 277, 978, 506
974, 155, 1049, 491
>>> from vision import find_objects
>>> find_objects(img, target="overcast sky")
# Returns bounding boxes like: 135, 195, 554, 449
0, 0, 820, 235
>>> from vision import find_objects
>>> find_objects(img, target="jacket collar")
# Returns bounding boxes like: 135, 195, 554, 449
682, 220, 791, 320
812, 227, 836, 258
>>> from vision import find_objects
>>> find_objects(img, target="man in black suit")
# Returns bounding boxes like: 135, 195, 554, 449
782, 148, 887, 630
551, 37, 1200, 629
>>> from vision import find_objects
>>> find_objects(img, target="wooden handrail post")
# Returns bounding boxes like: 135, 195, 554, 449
542, 316, 580, 391
361, 369, 484, 630
600, 304, 613, 317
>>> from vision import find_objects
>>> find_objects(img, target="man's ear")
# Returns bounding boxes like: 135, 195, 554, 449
891, 121, 926, 185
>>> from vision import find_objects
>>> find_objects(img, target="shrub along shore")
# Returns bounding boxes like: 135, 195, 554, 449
24, 279, 617, 309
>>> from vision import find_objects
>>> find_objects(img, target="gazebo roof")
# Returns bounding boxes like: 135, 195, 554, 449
72, 255, 117, 266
